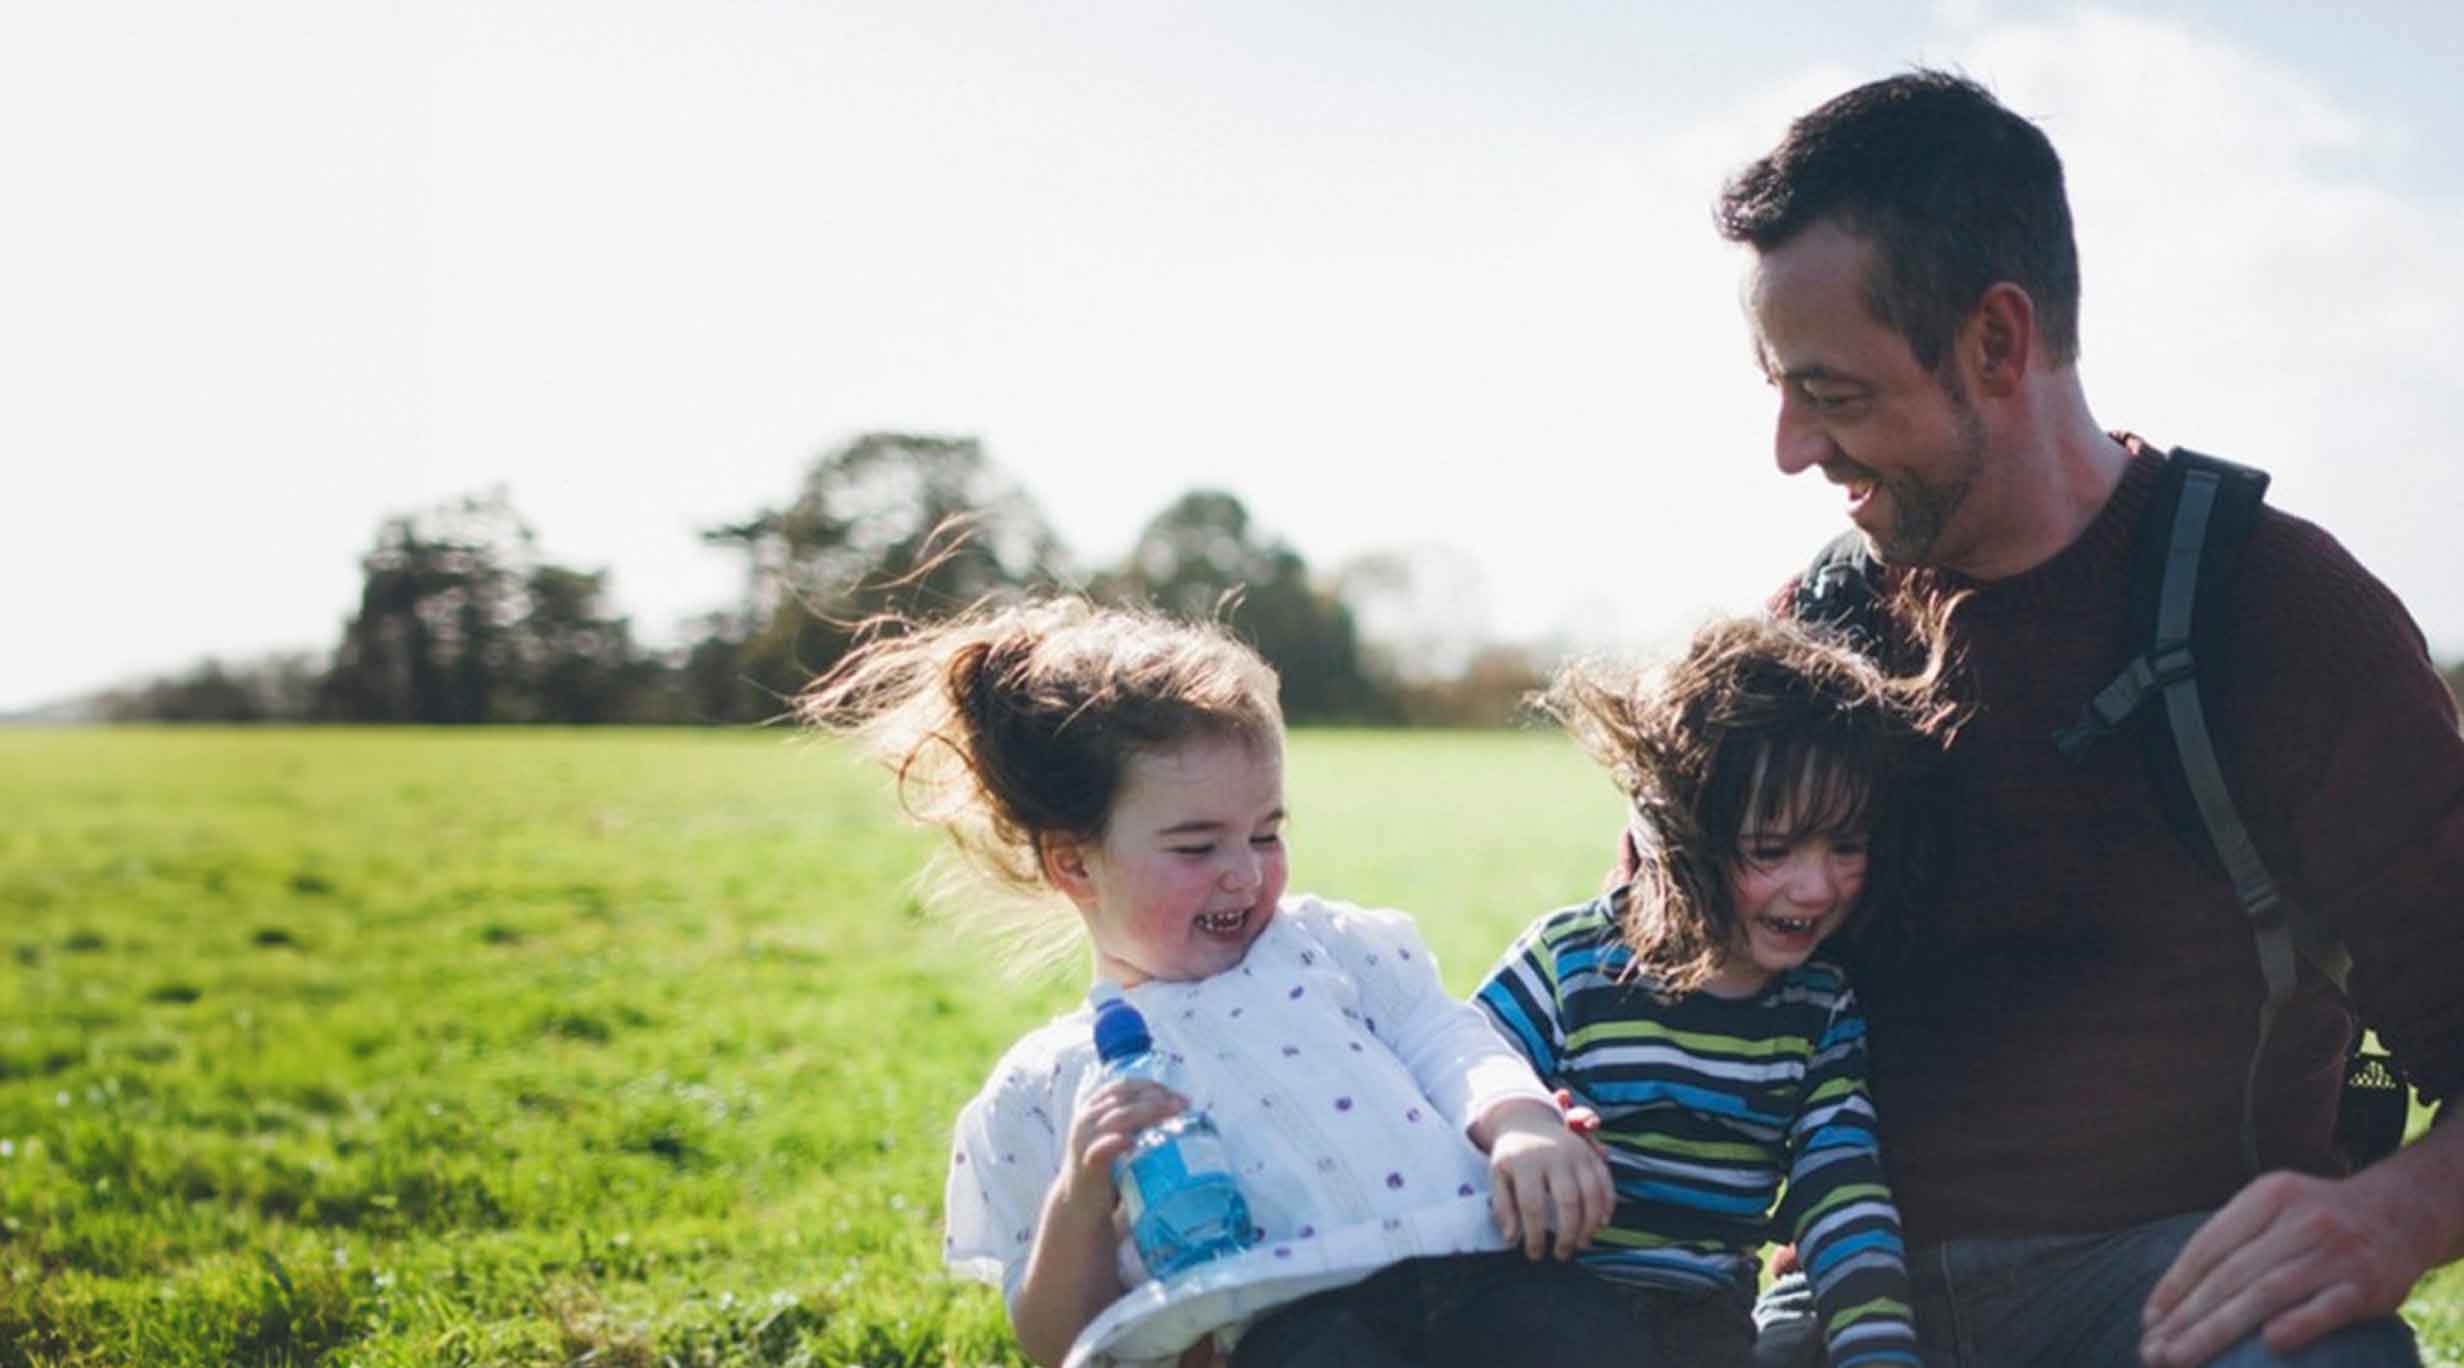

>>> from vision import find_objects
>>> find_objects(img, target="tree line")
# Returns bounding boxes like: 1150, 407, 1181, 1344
96, 433, 1539, 727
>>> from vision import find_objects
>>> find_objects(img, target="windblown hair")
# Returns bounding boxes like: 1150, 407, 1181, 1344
1716, 68, 2081, 371
1541, 613, 1955, 995
800, 596, 1284, 976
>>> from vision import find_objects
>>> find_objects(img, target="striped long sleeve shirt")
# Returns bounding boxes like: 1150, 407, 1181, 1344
1475, 894, 1918, 1368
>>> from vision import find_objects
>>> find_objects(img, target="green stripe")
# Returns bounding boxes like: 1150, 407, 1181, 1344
1795, 1181, 1891, 1226
1607, 1131, 1769, 1163
1827, 1294, 1914, 1329
1564, 1016, 1813, 1057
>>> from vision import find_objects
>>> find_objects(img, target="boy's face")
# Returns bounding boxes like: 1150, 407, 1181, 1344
1061, 735, 1288, 988
1705, 775, 1869, 996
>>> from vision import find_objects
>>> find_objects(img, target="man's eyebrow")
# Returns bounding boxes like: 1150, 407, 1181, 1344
1775, 363, 1862, 386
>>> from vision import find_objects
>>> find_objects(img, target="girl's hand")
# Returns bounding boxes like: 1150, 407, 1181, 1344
1553, 1087, 1612, 1163
1477, 1099, 1615, 1260
1055, 1078, 1185, 1223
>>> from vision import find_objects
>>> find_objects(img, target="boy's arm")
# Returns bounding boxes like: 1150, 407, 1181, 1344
1776, 985, 1920, 1368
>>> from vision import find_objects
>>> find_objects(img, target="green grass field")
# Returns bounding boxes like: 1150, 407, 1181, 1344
2, 728, 2456, 1366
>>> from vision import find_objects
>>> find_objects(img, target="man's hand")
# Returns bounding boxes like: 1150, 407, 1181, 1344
2139, 1118, 2464, 1366
1478, 1098, 1615, 1260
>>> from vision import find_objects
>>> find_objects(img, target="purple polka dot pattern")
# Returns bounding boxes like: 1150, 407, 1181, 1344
1288, 986, 1304, 999
1458, 1183, 1476, 1197
1385, 1172, 1404, 1189
1334, 1096, 1353, 1112
1282, 1045, 1300, 1057
1405, 1108, 1421, 1123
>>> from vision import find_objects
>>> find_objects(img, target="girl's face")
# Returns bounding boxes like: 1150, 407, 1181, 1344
1064, 734, 1288, 988
1704, 780, 1870, 997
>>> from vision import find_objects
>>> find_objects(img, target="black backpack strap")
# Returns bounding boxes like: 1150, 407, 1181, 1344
2054, 447, 2357, 1173
1793, 530, 1885, 657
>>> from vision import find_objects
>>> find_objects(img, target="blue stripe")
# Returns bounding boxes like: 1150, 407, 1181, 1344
1632, 1179, 1772, 1216
1799, 1122, 1877, 1154
1589, 1078, 1781, 1125
1808, 1227, 1903, 1276
1476, 983, 1555, 1077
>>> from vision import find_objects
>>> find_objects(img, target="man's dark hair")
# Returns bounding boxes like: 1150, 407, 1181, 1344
1716, 69, 2080, 371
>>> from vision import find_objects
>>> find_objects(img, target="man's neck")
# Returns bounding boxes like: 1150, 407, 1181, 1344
1950, 370, 2127, 581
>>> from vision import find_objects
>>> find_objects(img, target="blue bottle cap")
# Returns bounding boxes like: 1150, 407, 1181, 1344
1091, 996, 1153, 1063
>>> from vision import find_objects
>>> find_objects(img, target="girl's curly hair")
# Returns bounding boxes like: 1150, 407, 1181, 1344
1540, 610, 1958, 994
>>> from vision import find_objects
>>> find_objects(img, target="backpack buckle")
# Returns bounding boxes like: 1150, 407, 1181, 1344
2147, 640, 2197, 689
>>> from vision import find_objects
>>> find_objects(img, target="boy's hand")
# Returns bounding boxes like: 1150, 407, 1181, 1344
1479, 1099, 1614, 1260
1056, 1078, 1183, 1225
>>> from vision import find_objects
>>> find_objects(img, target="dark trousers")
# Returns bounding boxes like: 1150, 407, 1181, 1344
1232, 1252, 1754, 1368
1752, 1212, 2420, 1368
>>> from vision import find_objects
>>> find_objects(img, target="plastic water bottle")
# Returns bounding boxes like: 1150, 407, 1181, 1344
1089, 993, 1256, 1278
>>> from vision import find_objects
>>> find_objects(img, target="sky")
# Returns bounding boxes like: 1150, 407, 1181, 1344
7, 1, 2462, 712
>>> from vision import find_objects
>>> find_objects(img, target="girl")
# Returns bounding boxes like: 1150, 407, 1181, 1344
803, 597, 1614, 1368
1476, 614, 1948, 1368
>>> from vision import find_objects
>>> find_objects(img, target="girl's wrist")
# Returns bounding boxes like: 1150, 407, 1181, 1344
1469, 1095, 1564, 1149
1045, 1170, 1118, 1232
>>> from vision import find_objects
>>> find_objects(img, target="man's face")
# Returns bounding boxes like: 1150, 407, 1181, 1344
1746, 219, 1990, 570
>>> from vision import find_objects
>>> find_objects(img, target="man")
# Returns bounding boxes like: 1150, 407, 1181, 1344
1714, 71, 2464, 1366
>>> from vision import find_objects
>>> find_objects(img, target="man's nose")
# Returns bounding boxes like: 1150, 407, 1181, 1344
1774, 394, 1832, 476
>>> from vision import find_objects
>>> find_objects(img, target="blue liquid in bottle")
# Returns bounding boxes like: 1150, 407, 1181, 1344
1090, 993, 1256, 1279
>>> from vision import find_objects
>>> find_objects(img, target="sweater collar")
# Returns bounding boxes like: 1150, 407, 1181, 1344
1896, 432, 2164, 616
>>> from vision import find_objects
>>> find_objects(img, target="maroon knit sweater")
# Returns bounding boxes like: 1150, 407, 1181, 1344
1774, 442, 2464, 1246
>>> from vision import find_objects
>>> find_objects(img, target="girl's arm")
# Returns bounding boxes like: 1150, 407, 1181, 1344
1009, 1076, 1184, 1367
1311, 900, 1556, 1133
1468, 1095, 1614, 1260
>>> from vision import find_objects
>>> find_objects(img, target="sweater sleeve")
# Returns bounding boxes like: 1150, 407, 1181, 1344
2224, 513, 2464, 1109
1774, 985, 1918, 1368
1306, 898, 1554, 1137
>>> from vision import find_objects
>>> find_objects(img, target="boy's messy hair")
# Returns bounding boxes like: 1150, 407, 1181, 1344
800, 595, 1283, 977
1539, 612, 1955, 994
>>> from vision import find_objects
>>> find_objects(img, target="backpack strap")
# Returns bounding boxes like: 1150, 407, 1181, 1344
2053, 448, 2353, 1173
1792, 530, 1885, 655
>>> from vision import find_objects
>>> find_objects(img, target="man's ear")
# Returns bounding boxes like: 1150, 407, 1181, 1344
1041, 834, 1099, 905
1966, 283, 2036, 398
